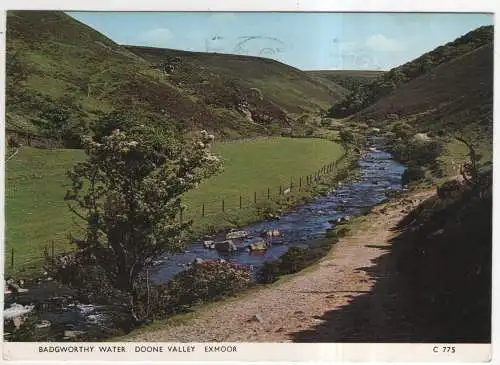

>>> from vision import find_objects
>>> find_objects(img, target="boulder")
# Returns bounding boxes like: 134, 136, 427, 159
225, 230, 248, 240
261, 229, 280, 238
336, 216, 351, 225
413, 132, 431, 142
249, 239, 268, 251
7, 282, 29, 293
215, 240, 237, 253
35, 320, 51, 329
247, 314, 264, 323
203, 240, 214, 249
193, 258, 205, 265
12, 316, 24, 329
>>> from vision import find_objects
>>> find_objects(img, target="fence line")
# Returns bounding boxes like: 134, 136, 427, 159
5, 153, 349, 272
181, 152, 348, 223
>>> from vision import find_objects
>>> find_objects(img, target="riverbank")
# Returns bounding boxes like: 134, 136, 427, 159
5, 137, 347, 279
122, 188, 434, 342
4, 141, 390, 342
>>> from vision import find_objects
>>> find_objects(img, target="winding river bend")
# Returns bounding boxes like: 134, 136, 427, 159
5, 137, 406, 340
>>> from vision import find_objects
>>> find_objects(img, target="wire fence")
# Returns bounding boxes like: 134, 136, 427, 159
180, 152, 348, 224
7, 153, 348, 273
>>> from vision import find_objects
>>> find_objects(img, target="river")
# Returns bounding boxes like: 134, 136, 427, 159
4, 137, 406, 341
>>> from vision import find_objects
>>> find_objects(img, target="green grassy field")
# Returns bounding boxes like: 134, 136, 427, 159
5, 147, 85, 276
5, 137, 344, 277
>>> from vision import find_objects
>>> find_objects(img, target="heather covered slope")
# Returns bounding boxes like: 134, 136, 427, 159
359, 44, 493, 135
6, 11, 343, 146
124, 46, 346, 117
328, 26, 493, 119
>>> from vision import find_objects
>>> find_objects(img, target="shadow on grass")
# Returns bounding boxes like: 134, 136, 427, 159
291, 187, 492, 343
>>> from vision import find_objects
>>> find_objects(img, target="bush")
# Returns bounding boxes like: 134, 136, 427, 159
135, 261, 253, 319
258, 261, 281, 284
257, 239, 337, 284
45, 251, 121, 304
402, 165, 426, 185
437, 179, 464, 200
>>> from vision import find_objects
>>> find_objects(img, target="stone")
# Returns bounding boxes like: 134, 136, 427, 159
193, 258, 205, 265
35, 320, 51, 329
203, 240, 214, 249
63, 330, 85, 339
247, 314, 264, 323
226, 230, 248, 240
12, 316, 24, 329
215, 240, 237, 253
249, 239, 268, 251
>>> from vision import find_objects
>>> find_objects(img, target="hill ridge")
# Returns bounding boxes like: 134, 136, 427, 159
328, 25, 493, 118
6, 10, 343, 147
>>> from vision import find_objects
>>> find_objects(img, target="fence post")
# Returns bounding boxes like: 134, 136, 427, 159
146, 268, 151, 317
11, 248, 14, 269
290, 178, 293, 190
222, 199, 225, 212
299, 177, 302, 188
279, 185, 282, 195
254, 191, 257, 204
51, 241, 55, 261
239, 195, 242, 209
202, 203, 205, 217
267, 188, 270, 200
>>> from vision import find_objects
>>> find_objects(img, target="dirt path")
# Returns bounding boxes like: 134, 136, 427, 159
127, 189, 434, 342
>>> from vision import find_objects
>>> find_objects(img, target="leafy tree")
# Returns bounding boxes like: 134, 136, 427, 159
339, 129, 365, 153
63, 125, 222, 321
90, 110, 138, 141
31, 96, 87, 147
339, 129, 355, 149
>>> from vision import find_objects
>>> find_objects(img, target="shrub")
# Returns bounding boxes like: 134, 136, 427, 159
437, 179, 464, 200
134, 261, 253, 319
258, 261, 281, 284
257, 239, 337, 284
402, 165, 426, 185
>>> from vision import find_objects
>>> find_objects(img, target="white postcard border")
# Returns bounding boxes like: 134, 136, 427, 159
0, 0, 499, 364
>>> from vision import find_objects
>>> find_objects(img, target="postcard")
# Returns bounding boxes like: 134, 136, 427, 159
1, 2, 495, 363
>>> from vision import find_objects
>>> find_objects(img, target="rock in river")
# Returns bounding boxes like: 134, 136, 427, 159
225, 230, 248, 240
249, 238, 268, 251
215, 240, 237, 253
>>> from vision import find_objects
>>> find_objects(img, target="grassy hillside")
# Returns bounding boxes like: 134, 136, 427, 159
307, 70, 384, 92
328, 26, 493, 118
361, 44, 493, 133
126, 46, 346, 119
5, 138, 344, 277
6, 11, 342, 147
